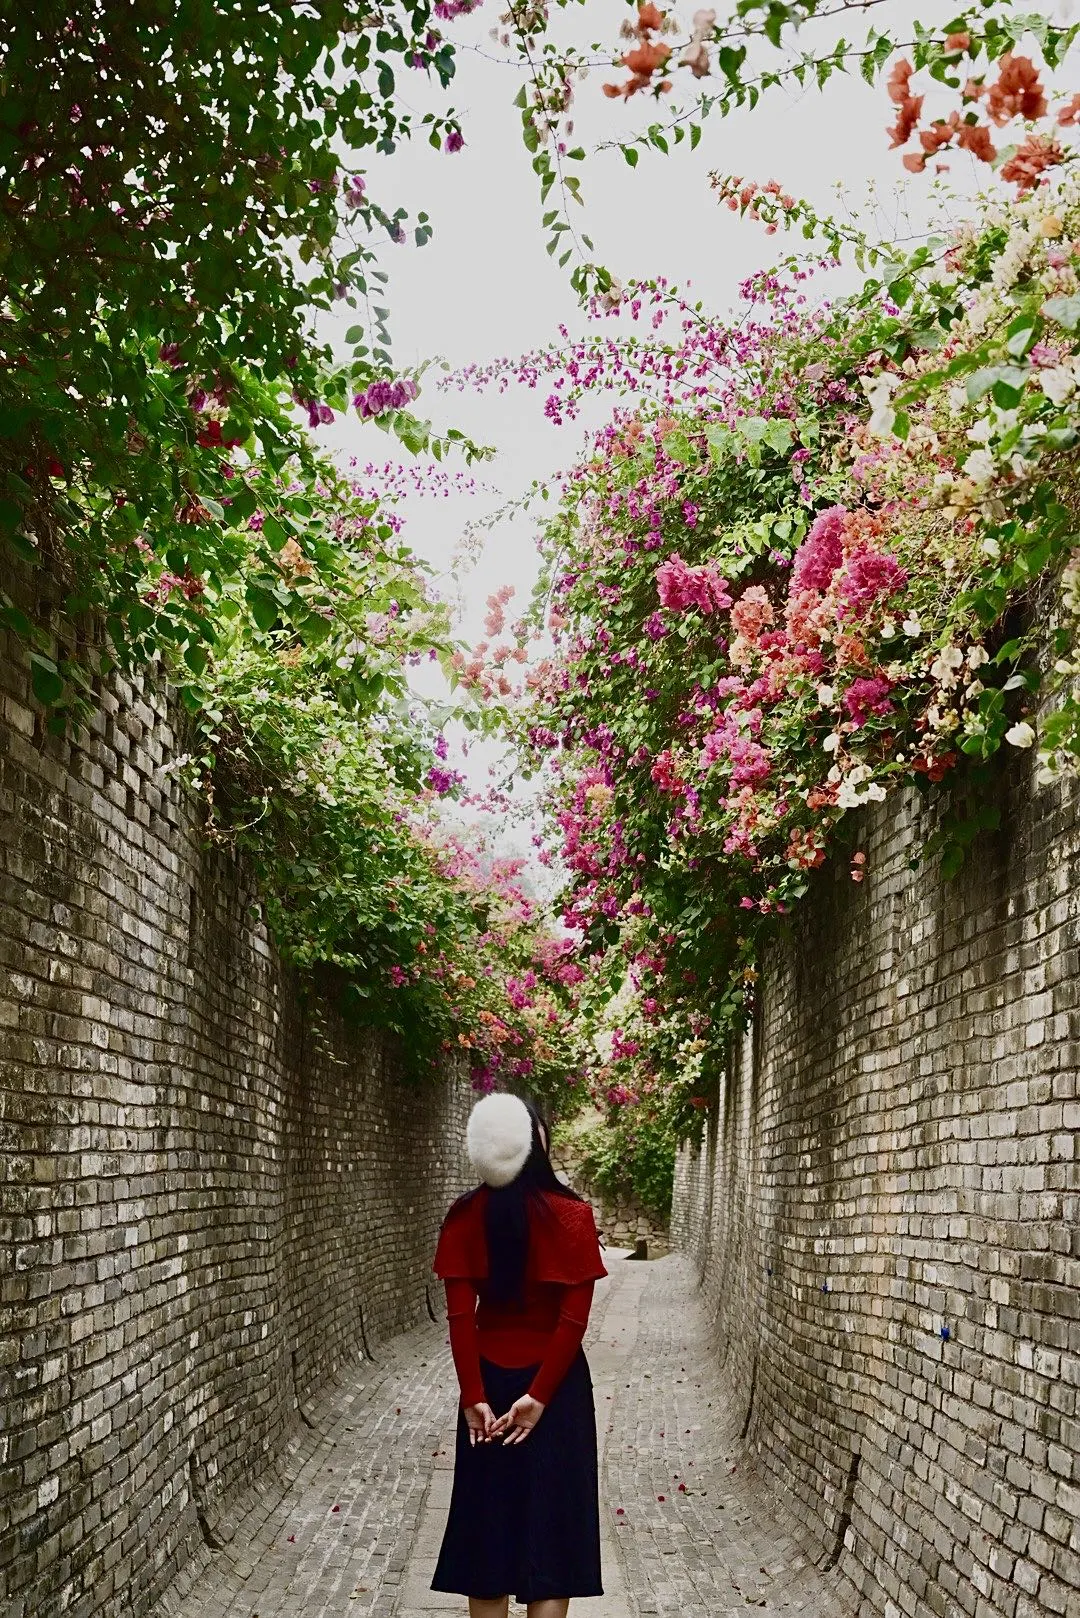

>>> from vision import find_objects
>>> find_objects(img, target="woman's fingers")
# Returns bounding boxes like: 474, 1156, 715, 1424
485, 1398, 540, 1443
465, 1401, 498, 1444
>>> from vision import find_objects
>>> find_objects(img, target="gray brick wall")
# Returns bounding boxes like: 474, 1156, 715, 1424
0, 617, 472, 1618
672, 758, 1080, 1618
549, 1148, 670, 1254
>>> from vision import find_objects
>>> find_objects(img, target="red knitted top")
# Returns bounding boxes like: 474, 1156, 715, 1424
433, 1188, 608, 1408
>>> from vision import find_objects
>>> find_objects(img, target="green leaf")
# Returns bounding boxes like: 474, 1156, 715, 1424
705, 423, 734, 463
0, 497, 24, 533
763, 419, 794, 455
262, 515, 287, 550
5, 530, 38, 563
940, 843, 966, 879
246, 586, 280, 632
662, 431, 694, 466
1005, 313, 1041, 359
736, 417, 770, 446
29, 652, 64, 706
0, 600, 32, 636
966, 364, 1029, 403
1042, 294, 1080, 332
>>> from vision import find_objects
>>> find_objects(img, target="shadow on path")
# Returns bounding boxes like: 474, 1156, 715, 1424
158, 1254, 857, 1618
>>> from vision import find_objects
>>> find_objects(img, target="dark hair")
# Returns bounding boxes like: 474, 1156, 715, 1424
452, 1099, 583, 1307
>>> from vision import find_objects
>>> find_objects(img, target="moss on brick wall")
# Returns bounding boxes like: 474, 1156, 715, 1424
0, 619, 471, 1618
673, 758, 1080, 1618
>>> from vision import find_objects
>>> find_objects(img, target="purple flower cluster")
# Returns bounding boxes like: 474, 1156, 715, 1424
294, 393, 334, 428
353, 377, 420, 419
427, 765, 465, 795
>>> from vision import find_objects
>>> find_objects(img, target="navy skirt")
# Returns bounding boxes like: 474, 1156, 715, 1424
432, 1352, 603, 1603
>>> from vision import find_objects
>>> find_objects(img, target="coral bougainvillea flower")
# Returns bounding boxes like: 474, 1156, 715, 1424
985, 54, 1047, 127
1000, 133, 1065, 191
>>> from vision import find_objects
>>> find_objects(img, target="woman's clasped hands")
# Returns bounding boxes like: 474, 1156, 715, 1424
463, 1395, 546, 1447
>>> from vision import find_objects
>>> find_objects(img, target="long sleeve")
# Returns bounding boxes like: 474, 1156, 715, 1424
444, 1277, 487, 1409
527, 1280, 595, 1407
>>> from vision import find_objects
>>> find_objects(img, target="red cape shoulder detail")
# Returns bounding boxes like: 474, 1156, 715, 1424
433, 1188, 607, 1285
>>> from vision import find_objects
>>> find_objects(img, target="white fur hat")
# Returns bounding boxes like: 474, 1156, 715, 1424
466, 1093, 534, 1188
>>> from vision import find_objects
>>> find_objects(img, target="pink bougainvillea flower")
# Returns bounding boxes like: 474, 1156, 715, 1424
1000, 133, 1065, 192
650, 749, 684, 792
985, 54, 1047, 127
790, 506, 846, 593
655, 552, 732, 614
836, 550, 908, 620
843, 675, 893, 726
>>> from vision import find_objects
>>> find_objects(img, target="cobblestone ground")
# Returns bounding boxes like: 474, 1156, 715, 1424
160, 1254, 857, 1618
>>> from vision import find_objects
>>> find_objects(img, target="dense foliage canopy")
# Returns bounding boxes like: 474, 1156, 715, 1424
3, 1, 1079, 1163
499, 159, 1080, 1202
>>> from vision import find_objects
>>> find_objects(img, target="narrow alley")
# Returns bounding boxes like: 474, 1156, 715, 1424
160, 1254, 854, 1618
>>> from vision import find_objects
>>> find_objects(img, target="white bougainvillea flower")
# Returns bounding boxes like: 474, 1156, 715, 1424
962, 447, 996, 484
930, 645, 964, 684
1005, 721, 1036, 748
1039, 364, 1079, 406
860, 371, 899, 437
836, 764, 887, 809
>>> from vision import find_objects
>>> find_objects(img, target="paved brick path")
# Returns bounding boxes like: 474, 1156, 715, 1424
160, 1254, 857, 1618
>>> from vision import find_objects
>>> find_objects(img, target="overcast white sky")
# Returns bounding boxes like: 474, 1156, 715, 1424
318, 1, 1039, 621
314, 0, 1068, 851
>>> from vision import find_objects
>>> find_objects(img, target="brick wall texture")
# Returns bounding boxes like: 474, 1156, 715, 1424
549, 1143, 669, 1254
672, 758, 1080, 1618
0, 619, 472, 1618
